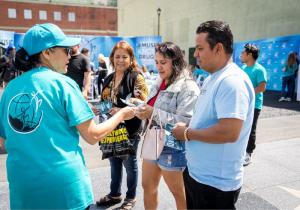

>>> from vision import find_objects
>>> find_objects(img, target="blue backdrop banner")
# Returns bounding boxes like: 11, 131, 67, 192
233, 34, 300, 91
13, 32, 161, 72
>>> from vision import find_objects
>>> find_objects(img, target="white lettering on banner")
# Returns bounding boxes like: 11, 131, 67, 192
137, 43, 157, 48
0, 30, 14, 48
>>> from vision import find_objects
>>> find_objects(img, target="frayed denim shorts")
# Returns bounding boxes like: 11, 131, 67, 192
145, 146, 187, 172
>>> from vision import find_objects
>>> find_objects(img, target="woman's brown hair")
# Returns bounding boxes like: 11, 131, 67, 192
287, 53, 296, 67
109, 40, 139, 71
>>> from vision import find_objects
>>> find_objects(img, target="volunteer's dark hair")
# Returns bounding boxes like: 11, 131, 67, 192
155, 42, 187, 84
244, 43, 260, 60
15, 48, 40, 72
196, 20, 233, 55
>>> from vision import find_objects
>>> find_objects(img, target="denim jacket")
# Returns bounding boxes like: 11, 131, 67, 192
149, 70, 200, 127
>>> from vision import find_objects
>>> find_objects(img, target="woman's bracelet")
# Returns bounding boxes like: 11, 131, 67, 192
183, 127, 190, 141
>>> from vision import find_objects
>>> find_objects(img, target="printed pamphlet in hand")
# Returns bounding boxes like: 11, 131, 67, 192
120, 93, 145, 107
164, 123, 185, 150
89, 100, 112, 115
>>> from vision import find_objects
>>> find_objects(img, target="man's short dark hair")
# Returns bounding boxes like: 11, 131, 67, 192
244, 43, 259, 60
81, 48, 89, 54
196, 20, 233, 55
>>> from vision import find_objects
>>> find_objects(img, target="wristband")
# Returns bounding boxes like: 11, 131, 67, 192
183, 127, 190, 141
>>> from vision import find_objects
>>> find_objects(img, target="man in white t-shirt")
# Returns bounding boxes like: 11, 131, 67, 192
173, 20, 255, 209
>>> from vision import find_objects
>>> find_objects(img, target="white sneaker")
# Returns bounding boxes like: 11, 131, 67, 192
286, 97, 291, 102
243, 153, 252, 166
278, 97, 286, 102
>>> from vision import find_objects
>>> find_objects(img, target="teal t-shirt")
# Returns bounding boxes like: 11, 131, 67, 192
283, 63, 297, 77
0, 67, 95, 209
242, 63, 267, 110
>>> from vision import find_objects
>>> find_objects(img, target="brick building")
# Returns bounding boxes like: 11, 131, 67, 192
0, 0, 118, 36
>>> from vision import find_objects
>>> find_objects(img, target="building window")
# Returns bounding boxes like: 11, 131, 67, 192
39, 10, 47, 20
24, 9, 32, 19
68, 12, 75, 22
8, 8, 17, 19
53, 11, 61, 21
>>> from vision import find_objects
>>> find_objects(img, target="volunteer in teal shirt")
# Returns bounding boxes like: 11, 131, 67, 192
240, 43, 267, 166
0, 23, 135, 210
242, 62, 267, 109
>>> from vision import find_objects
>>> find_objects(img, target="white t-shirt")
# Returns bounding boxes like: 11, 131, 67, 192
186, 62, 255, 191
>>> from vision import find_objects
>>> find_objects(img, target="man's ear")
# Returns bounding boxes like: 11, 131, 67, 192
215, 43, 224, 55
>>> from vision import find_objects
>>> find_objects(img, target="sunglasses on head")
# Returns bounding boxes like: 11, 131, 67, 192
244, 43, 258, 51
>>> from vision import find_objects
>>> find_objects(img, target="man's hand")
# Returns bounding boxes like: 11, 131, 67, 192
172, 122, 187, 141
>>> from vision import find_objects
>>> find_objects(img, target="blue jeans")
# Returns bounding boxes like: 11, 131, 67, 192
108, 139, 139, 199
281, 75, 295, 98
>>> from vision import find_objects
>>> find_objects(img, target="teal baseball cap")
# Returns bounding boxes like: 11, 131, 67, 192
22, 23, 81, 56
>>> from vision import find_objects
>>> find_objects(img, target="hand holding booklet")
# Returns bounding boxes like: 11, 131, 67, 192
89, 99, 112, 115
120, 93, 145, 107
164, 123, 185, 150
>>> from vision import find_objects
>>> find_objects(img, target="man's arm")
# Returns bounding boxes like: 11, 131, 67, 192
82, 71, 91, 99
255, 82, 266, 94
173, 118, 244, 144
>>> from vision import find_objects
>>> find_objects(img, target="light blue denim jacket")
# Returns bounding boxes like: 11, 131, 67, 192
149, 70, 200, 127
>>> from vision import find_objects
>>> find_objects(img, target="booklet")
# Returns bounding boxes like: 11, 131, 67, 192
164, 123, 185, 150
120, 93, 145, 107
89, 100, 112, 114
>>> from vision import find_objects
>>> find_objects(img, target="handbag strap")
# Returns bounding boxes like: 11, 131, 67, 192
143, 108, 163, 136
140, 107, 163, 159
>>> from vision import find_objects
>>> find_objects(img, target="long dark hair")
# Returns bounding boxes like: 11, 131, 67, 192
155, 42, 187, 85
15, 47, 40, 72
287, 53, 296, 67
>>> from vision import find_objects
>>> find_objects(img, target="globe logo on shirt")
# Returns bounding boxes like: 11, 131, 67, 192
8, 92, 43, 133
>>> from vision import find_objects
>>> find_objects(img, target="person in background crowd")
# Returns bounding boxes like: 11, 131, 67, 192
81, 48, 95, 72
65, 44, 91, 99
240, 43, 267, 166
140, 65, 151, 79
0, 23, 136, 210
0, 42, 7, 87
0, 45, 17, 88
173, 20, 255, 209
292, 52, 299, 99
0, 42, 5, 56
96, 41, 148, 210
97, 53, 108, 95
81, 47, 98, 99
279, 52, 298, 102
135, 42, 199, 210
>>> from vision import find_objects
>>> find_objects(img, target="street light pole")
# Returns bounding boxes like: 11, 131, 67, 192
157, 8, 161, 36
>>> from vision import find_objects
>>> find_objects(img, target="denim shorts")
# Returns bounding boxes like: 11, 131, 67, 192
145, 146, 187, 172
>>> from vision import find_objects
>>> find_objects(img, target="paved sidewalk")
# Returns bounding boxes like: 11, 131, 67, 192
1, 87, 300, 209
1, 114, 300, 209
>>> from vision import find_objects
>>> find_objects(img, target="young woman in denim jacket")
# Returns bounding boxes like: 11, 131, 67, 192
136, 42, 200, 210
